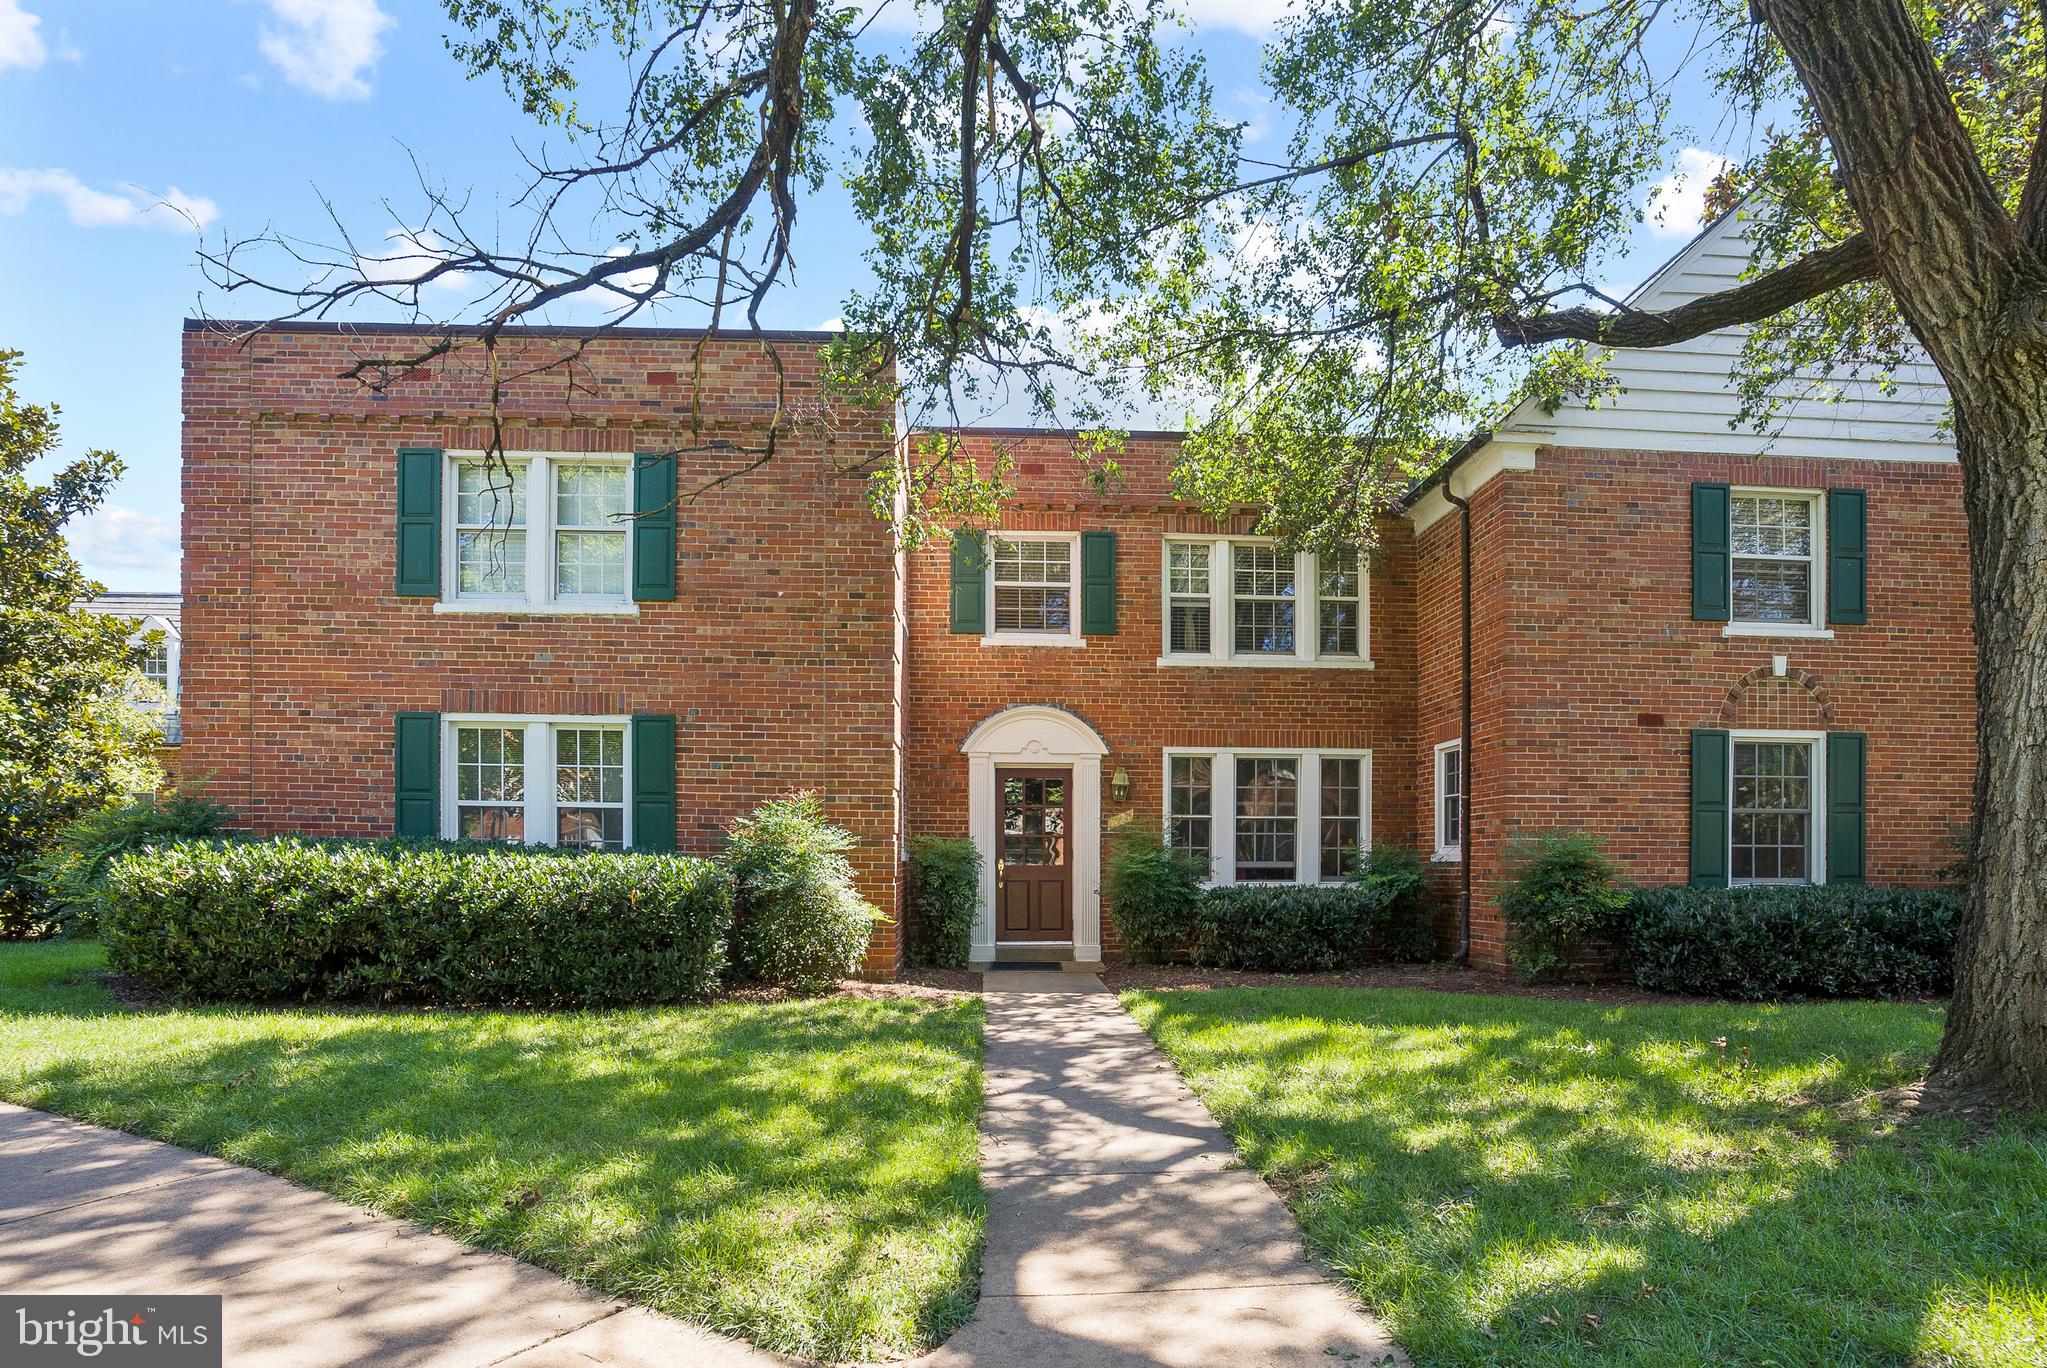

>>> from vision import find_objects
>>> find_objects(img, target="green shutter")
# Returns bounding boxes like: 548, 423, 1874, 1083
1827, 731, 1867, 884
1690, 729, 1730, 886
1080, 530, 1118, 635
631, 714, 677, 852
1691, 482, 1731, 621
949, 530, 987, 634
1827, 488, 1868, 626
395, 448, 442, 597
632, 450, 677, 602
394, 712, 440, 837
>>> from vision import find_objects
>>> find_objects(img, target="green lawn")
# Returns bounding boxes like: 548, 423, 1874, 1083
1127, 986, 2047, 1367
0, 941, 984, 1363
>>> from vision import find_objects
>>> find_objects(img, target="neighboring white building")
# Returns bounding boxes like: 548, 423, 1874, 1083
76, 591, 181, 746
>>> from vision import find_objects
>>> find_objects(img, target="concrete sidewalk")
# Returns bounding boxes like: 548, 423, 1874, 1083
912, 970, 1404, 1368
0, 1101, 794, 1368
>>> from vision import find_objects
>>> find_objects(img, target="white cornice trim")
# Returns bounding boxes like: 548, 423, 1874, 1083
1406, 438, 1542, 533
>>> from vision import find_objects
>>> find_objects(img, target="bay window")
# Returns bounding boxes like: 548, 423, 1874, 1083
1162, 749, 1372, 883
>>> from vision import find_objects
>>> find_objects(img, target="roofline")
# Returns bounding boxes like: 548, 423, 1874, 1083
1396, 431, 1494, 510
184, 318, 844, 343
910, 425, 1190, 442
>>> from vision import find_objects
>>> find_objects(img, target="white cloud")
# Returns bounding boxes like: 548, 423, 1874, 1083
68, 505, 182, 582
1168, 0, 1295, 39
1647, 146, 1734, 240
257, 0, 393, 100
0, 168, 218, 231
0, 1, 44, 71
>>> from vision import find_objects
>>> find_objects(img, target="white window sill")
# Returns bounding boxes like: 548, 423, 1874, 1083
433, 600, 641, 617
982, 633, 1087, 648
1722, 623, 1833, 640
1432, 848, 1462, 863
1156, 654, 1376, 670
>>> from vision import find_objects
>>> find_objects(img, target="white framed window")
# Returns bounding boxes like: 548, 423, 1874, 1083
1433, 739, 1464, 860
442, 715, 632, 849
1159, 537, 1370, 667
984, 532, 1084, 646
1161, 748, 1371, 884
1730, 730, 1826, 885
441, 452, 638, 613
1727, 489, 1826, 634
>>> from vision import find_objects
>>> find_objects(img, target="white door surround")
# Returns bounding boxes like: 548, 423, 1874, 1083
961, 705, 1107, 964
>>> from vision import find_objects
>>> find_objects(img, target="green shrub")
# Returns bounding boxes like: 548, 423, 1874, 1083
1625, 884, 1960, 1000
1103, 830, 1208, 964
1355, 842, 1436, 962
908, 836, 980, 968
100, 838, 731, 1005
1190, 879, 1418, 971
724, 793, 882, 992
1498, 829, 1631, 980
28, 792, 232, 938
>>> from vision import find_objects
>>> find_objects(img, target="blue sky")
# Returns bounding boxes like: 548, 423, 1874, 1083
0, 0, 1730, 590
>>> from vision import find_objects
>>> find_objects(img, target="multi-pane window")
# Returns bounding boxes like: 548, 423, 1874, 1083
1318, 548, 1362, 657
1234, 757, 1300, 881
455, 725, 527, 842
1168, 755, 1213, 866
991, 537, 1074, 634
1435, 741, 1464, 856
1319, 757, 1364, 879
135, 642, 171, 691
1167, 543, 1212, 653
1164, 540, 1367, 664
555, 727, 626, 849
1232, 545, 1297, 654
1732, 740, 1812, 882
1001, 773, 1067, 864
553, 464, 629, 598
1164, 751, 1370, 883
456, 460, 529, 596
1731, 494, 1817, 625
448, 454, 632, 607
448, 719, 629, 848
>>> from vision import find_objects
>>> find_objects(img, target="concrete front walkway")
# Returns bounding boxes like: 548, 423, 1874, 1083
0, 1101, 793, 1368
914, 970, 1404, 1368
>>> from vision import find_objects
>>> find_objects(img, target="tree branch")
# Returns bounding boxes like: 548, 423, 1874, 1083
1493, 232, 1880, 348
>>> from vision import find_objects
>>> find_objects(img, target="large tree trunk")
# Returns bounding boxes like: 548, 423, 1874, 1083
1935, 396, 2047, 1110
1758, 0, 2047, 1110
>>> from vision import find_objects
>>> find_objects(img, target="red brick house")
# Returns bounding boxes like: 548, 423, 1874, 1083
181, 213, 1973, 975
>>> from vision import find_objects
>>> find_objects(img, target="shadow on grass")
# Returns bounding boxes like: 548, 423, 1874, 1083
0, 942, 984, 1363
1129, 986, 2047, 1366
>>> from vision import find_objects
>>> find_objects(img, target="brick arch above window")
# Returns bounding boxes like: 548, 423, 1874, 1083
1714, 666, 1836, 730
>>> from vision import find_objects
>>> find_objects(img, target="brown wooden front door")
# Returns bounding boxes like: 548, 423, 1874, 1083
996, 767, 1072, 941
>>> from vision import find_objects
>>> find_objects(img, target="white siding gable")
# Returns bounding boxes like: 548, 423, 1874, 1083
1498, 209, 1956, 463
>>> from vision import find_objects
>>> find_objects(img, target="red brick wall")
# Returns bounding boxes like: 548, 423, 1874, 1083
180, 324, 906, 975
902, 431, 1418, 956
1421, 445, 1975, 967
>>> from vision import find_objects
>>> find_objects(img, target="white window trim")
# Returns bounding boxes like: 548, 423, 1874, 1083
440, 713, 633, 849
1157, 536, 1373, 669
1160, 747, 1372, 887
437, 451, 640, 616
1727, 487, 1826, 634
982, 530, 1086, 647
129, 615, 180, 700
1728, 728, 1828, 887
1432, 738, 1463, 862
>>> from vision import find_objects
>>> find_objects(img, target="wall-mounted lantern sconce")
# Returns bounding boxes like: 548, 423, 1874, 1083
1110, 767, 1131, 803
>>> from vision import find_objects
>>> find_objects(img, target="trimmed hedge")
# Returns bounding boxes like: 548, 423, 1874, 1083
1102, 831, 1208, 965
1624, 884, 1960, 1000
1191, 858, 1430, 971
28, 791, 232, 939
101, 838, 732, 1006
908, 836, 980, 968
